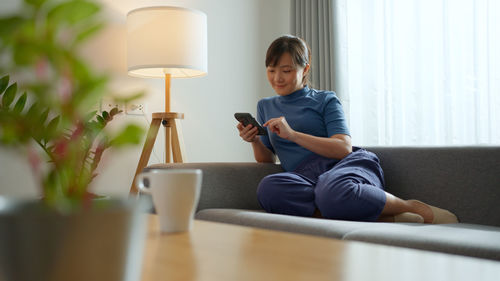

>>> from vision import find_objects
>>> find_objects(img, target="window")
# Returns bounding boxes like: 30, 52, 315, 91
335, 0, 500, 145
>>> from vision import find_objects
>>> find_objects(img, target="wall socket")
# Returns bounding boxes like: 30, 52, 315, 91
126, 103, 146, 115
100, 99, 124, 113
100, 99, 146, 116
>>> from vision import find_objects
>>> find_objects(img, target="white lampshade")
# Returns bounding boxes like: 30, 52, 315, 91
126, 6, 207, 78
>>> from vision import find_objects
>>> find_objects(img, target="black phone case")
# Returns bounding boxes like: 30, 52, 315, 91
234, 113, 267, 135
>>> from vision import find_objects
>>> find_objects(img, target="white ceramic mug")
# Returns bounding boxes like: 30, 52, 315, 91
136, 169, 202, 233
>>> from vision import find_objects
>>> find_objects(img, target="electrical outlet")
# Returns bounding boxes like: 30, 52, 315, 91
101, 99, 124, 113
126, 103, 146, 115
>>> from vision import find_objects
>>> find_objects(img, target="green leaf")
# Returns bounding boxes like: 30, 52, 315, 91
68, 54, 92, 81
0, 76, 9, 94
13, 92, 27, 113
109, 124, 144, 147
96, 115, 104, 125
13, 43, 39, 66
0, 124, 19, 144
47, 0, 100, 26
0, 16, 24, 38
45, 116, 60, 137
87, 120, 101, 132
109, 107, 119, 116
2, 83, 17, 107
84, 110, 97, 122
40, 108, 50, 124
25, 103, 46, 142
26, 102, 39, 118
101, 111, 109, 121
73, 22, 104, 45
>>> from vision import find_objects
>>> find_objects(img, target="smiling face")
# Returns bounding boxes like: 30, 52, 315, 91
266, 52, 309, 96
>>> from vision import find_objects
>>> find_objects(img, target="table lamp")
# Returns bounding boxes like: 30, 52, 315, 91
127, 6, 207, 194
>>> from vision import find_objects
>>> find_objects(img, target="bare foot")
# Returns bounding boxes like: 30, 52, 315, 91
394, 212, 424, 223
377, 213, 424, 223
408, 200, 434, 223
408, 200, 459, 224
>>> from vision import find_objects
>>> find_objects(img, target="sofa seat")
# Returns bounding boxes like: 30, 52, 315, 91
196, 208, 379, 239
196, 208, 500, 261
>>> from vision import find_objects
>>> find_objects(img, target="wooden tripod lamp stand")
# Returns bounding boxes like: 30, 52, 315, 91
126, 6, 207, 194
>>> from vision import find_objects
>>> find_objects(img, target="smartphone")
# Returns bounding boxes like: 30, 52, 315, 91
234, 113, 267, 135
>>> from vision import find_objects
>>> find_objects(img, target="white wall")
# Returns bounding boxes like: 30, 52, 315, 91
0, 0, 290, 197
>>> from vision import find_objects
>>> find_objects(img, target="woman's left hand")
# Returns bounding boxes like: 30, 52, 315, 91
263, 116, 296, 141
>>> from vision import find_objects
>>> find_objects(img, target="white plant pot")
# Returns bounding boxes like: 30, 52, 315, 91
0, 197, 148, 281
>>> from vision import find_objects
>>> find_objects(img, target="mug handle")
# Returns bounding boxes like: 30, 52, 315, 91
136, 173, 151, 194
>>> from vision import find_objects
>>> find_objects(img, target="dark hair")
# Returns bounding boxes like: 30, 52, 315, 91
265, 35, 312, 86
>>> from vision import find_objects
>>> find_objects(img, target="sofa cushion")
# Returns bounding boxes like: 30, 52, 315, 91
196, 208, 500, 261
195, 208, 417, 239
344, 223, 500, 261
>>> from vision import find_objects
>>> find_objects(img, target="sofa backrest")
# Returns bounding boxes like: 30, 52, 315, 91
365, 146, 500, 227
145, 162, 283, 211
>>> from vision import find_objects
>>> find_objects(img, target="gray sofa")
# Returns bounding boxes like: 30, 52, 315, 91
145, 146, 500, 261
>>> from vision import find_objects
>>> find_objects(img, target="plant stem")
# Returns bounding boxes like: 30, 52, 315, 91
34, 138, 55, 163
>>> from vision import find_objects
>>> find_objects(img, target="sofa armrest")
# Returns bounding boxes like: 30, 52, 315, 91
144, 163, 284, 211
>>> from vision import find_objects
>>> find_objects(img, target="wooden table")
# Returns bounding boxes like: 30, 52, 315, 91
141, 215, 500, 281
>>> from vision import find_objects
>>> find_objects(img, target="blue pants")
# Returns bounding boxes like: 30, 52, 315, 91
257, 148, 387, 222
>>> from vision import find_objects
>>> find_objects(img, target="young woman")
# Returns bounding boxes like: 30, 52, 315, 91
237, 35, 457, 223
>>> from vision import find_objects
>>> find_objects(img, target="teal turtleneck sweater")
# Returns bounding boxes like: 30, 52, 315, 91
257, 86, 350, 171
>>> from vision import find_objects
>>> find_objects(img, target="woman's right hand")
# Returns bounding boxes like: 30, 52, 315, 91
237, 123, 259, 143
237, 122, 275, 163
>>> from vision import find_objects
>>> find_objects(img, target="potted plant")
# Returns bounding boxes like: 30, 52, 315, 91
0, 0, 148, 280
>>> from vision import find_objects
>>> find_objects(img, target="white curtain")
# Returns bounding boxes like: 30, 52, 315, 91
334, 0, 500, 146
